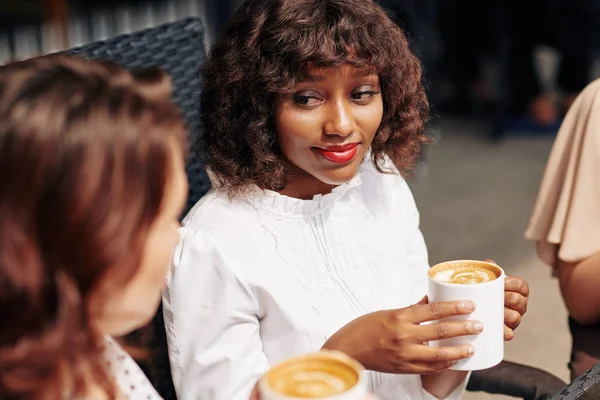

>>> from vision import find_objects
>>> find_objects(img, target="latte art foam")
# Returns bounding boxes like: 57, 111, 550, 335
431, 264, 499, 284
263, 351, 362, 399
271, 371, 350, 397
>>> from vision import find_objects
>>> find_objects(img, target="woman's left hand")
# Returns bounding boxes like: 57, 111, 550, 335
485, 260, 529, 341
503, 275, 529, 340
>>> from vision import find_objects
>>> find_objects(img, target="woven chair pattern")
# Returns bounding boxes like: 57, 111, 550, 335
63, 17, 211, 216
550, 363, 600, 399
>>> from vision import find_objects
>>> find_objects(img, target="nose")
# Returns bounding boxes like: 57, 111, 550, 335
323, 99, 356, 137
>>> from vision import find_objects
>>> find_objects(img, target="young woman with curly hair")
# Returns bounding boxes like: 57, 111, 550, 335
0, 56, 188, 399
163, 0, 530, 398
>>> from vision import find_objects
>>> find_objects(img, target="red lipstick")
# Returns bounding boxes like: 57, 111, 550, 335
314, 143, 359, 164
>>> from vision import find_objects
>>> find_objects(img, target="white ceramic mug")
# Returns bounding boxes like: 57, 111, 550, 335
427, 260, 505, 371
259, 350, 368, 400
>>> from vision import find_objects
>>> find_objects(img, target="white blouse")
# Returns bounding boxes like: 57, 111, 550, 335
163, 159, 469, 400
103, 336, 162, 400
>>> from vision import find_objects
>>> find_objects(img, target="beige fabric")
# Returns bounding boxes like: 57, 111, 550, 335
525, 78, 600, 267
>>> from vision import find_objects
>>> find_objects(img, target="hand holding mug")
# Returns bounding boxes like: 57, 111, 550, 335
322, 297, 482, 375
503, 276, 529, 340
483, 260, 529, 340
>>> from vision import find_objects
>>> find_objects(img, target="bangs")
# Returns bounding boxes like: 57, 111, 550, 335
256, 0, 399, 91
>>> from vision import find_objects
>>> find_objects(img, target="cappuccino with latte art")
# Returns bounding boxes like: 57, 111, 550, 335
259, 351, 367, 400
430, 263, 500, 285
427, 260, 505, 370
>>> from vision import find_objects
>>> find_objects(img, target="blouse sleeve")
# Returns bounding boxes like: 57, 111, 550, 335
163, 228, 270, 400
421, 372, 471, 400
370, 362, 471, 399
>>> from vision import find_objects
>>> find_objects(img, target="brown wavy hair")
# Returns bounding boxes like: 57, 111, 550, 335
0, 56, 186, 399
200, 0, 429, 193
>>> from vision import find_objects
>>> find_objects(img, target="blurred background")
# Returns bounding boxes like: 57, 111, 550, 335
3, 0, 600, 398
3, 0, 600, 138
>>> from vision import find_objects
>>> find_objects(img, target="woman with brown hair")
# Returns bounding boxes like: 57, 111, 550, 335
163, 0, 530, 399
0, 56, 188, 399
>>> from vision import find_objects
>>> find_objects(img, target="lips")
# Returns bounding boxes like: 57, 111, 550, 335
313, 143, 359, 164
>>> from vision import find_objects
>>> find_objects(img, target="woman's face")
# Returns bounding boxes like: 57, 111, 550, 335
274, 65, 383, 199
95, 140, 188, 336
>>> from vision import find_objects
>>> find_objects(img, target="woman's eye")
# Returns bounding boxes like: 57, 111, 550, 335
351, 90, 379, 101
293, 95, 321, 106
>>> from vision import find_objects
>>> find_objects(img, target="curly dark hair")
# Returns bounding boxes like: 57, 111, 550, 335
200, 0, 429, 192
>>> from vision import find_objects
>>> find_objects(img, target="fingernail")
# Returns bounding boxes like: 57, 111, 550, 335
463, 301, 475, 311
473, 322, 484, 332
468, 346, 475, 355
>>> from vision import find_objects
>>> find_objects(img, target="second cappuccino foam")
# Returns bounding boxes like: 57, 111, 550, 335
270, 370, 352, 398
261, 351, 366, 399
431, 264, 499, 284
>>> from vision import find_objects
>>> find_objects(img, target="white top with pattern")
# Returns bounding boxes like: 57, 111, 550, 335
103, 336, 162, 400
164, 158, 469, 400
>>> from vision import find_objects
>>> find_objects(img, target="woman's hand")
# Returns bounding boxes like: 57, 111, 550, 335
503, 276, 529, 340
250, 384, 260, 400
484, 260, 529, 340
322, 297, 481, 375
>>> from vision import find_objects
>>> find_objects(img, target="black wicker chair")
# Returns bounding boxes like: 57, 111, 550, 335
549, 363, 600, 400
64, 17, 211, 216
54, 18, 569, 400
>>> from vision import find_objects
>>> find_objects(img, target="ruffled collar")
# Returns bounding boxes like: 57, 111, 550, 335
246, 170, 364, 216
207, 154, 381, 216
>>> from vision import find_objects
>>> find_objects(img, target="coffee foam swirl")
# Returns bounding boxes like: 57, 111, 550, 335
264, 351, 361, 398
271, 371, 350, 397
431, 264, 499, 284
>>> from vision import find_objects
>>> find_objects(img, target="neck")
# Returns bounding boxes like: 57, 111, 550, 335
279, 166, 337, 200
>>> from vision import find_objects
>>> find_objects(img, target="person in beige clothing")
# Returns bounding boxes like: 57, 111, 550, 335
526, 78, 600, 380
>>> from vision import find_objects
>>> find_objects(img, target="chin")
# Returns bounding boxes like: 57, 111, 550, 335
317, 165, 361, 186
105, 312, 156, 337
101, 299, 161, 337
133, 310, 157, 331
